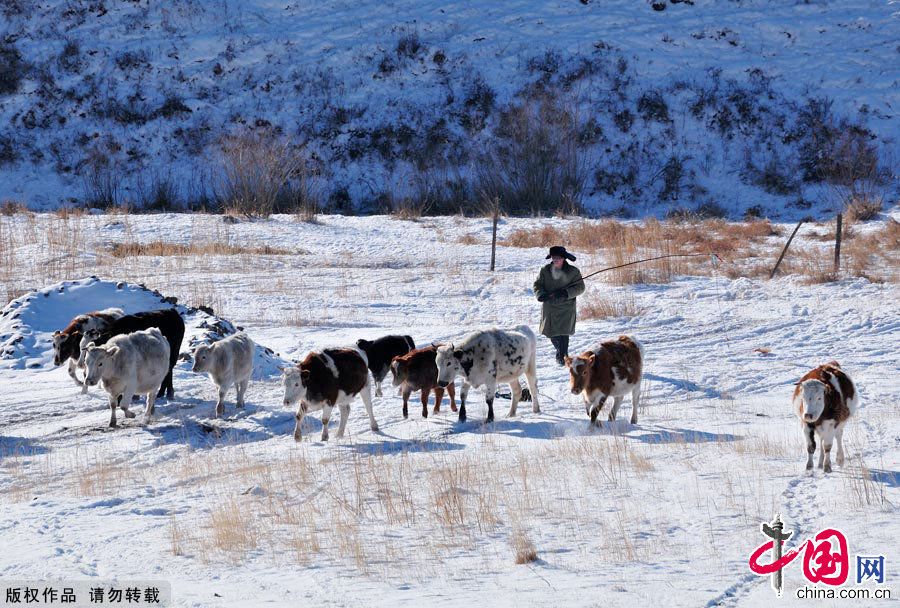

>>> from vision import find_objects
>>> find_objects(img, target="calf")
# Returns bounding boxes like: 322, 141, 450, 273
793, 361, 859, 473
564, 335, 644, 427
52, 308, 124, 392
356, 335, 415, 397
192, 332, 255, 418
83, 327, 171, 428
82, 308, 185, 399
390, 344, 457, 418
435, 325, 540, 424
282, 348, 378, 442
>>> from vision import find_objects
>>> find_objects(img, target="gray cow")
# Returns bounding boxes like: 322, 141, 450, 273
83, 327, 171, 428
192, 332, 255, 418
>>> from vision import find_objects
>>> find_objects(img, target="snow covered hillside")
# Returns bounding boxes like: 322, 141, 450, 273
0, 214, 896, 606
1, 0, 898, 217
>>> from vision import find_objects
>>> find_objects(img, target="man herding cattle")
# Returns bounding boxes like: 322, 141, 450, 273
533, 246, 585, 366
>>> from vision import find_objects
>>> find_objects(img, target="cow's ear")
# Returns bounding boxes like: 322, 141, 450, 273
300, 369, 311, 383
587, 353, 596, 365
52, 330, 60, 336
356, 339, 369, 348
390, 359, 400, 373
453, 349, 464, 360
106, 346, 119, 358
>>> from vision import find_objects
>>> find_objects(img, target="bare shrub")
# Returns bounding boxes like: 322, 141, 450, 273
390, 196, 431, 221
476, 93, 588, 215
845, 195, 883, 222
0, 43, 25, 95
216, 130, 313, 217
80, 146, 122, 208
0, 200, 27, 215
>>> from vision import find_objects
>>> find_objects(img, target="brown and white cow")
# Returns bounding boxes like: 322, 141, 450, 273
793, 361, 859, 473
282, 348, 378, 442
564, 335, 644, 427
52, 307, 124, 392
389, 344, 457, 418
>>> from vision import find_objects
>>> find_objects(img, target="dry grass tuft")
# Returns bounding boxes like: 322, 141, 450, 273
109, 241, 293, 258
511, 529, 538, 564
457, 233, 479, 245
580, 294, 643, 319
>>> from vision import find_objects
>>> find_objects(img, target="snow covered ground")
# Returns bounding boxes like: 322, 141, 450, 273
0, 213, 896, 606
1, 0, 898, 216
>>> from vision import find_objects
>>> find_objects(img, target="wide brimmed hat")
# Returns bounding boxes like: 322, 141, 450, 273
546, 246, 576, 261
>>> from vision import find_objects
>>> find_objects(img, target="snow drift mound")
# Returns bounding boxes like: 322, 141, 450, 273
0, 277, 289, 379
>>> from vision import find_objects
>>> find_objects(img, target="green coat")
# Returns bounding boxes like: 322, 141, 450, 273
533, 262, 585, 337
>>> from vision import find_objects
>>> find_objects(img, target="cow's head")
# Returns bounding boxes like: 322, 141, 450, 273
797, 379, 827, 423
356, 339, 372, 353
565, 354, 594, 395
192, 344, 213, 373
52, 331, 82, 366
390, 356, 408, 386
282, 366, 311, 406
435, 343, 465, 388
83, 344, 119, 386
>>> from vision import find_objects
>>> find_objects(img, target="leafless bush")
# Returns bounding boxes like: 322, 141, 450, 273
215, 130, 314, 217
476, 93, 588, 215
845, 195, 883, 222
0, 43, 25, 95
580, 294, 643, 319
80, 146, 123, 208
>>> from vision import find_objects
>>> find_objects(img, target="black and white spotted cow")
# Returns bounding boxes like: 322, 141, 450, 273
435, 325, 540, 423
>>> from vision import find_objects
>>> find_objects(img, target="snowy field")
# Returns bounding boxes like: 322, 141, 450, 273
0, 213, 897, 607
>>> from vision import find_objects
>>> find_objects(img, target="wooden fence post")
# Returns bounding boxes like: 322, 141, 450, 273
490, 206, 499, 272
770, 218, 808, 279
833, 213, 842, 275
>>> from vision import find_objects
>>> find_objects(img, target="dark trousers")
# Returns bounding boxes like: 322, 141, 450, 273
550, 335, 570, 362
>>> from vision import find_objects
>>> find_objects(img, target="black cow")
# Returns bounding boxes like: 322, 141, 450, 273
83, 308, 185, 399
355, 335, 415, 397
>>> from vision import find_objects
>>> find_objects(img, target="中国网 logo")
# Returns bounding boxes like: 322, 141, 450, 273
748, 514, 886, 597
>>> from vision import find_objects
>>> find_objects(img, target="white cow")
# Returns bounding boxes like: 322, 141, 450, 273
83, 327, 171, 428
192, 332, 255, 418
435, 325, 540, 423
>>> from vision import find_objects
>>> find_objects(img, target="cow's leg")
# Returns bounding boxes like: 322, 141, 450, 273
432, 386, 445, 415
293, 403, 306, 442
835, 422, 846, 467
484, 379, 497, 424
401, 387, 411, 419
236, 379, 248, 409
360, 381, 379, 432
67, 359, 84, 388
630, 383, 641, 425
144, 391, 157, 423
820, 423, 835, 473
336, 404, 350, 439
525, 354, 540, 413
375, 378, 383, 398
420, 388, 429, 419
507, 379, 522, 418
215, 383, 228, 418
608, 396, 623, 422
320, 403, 333, 442
159, 365, 175, 400
804, 423, 816, 471
458, 383, 469, 422
447, 382, 457, 412
119, 388, 137, 419
590, 395, 608, 427
108, 394, 119, 428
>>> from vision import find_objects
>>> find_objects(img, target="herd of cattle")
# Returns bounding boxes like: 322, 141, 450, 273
50, 307, 859, 472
